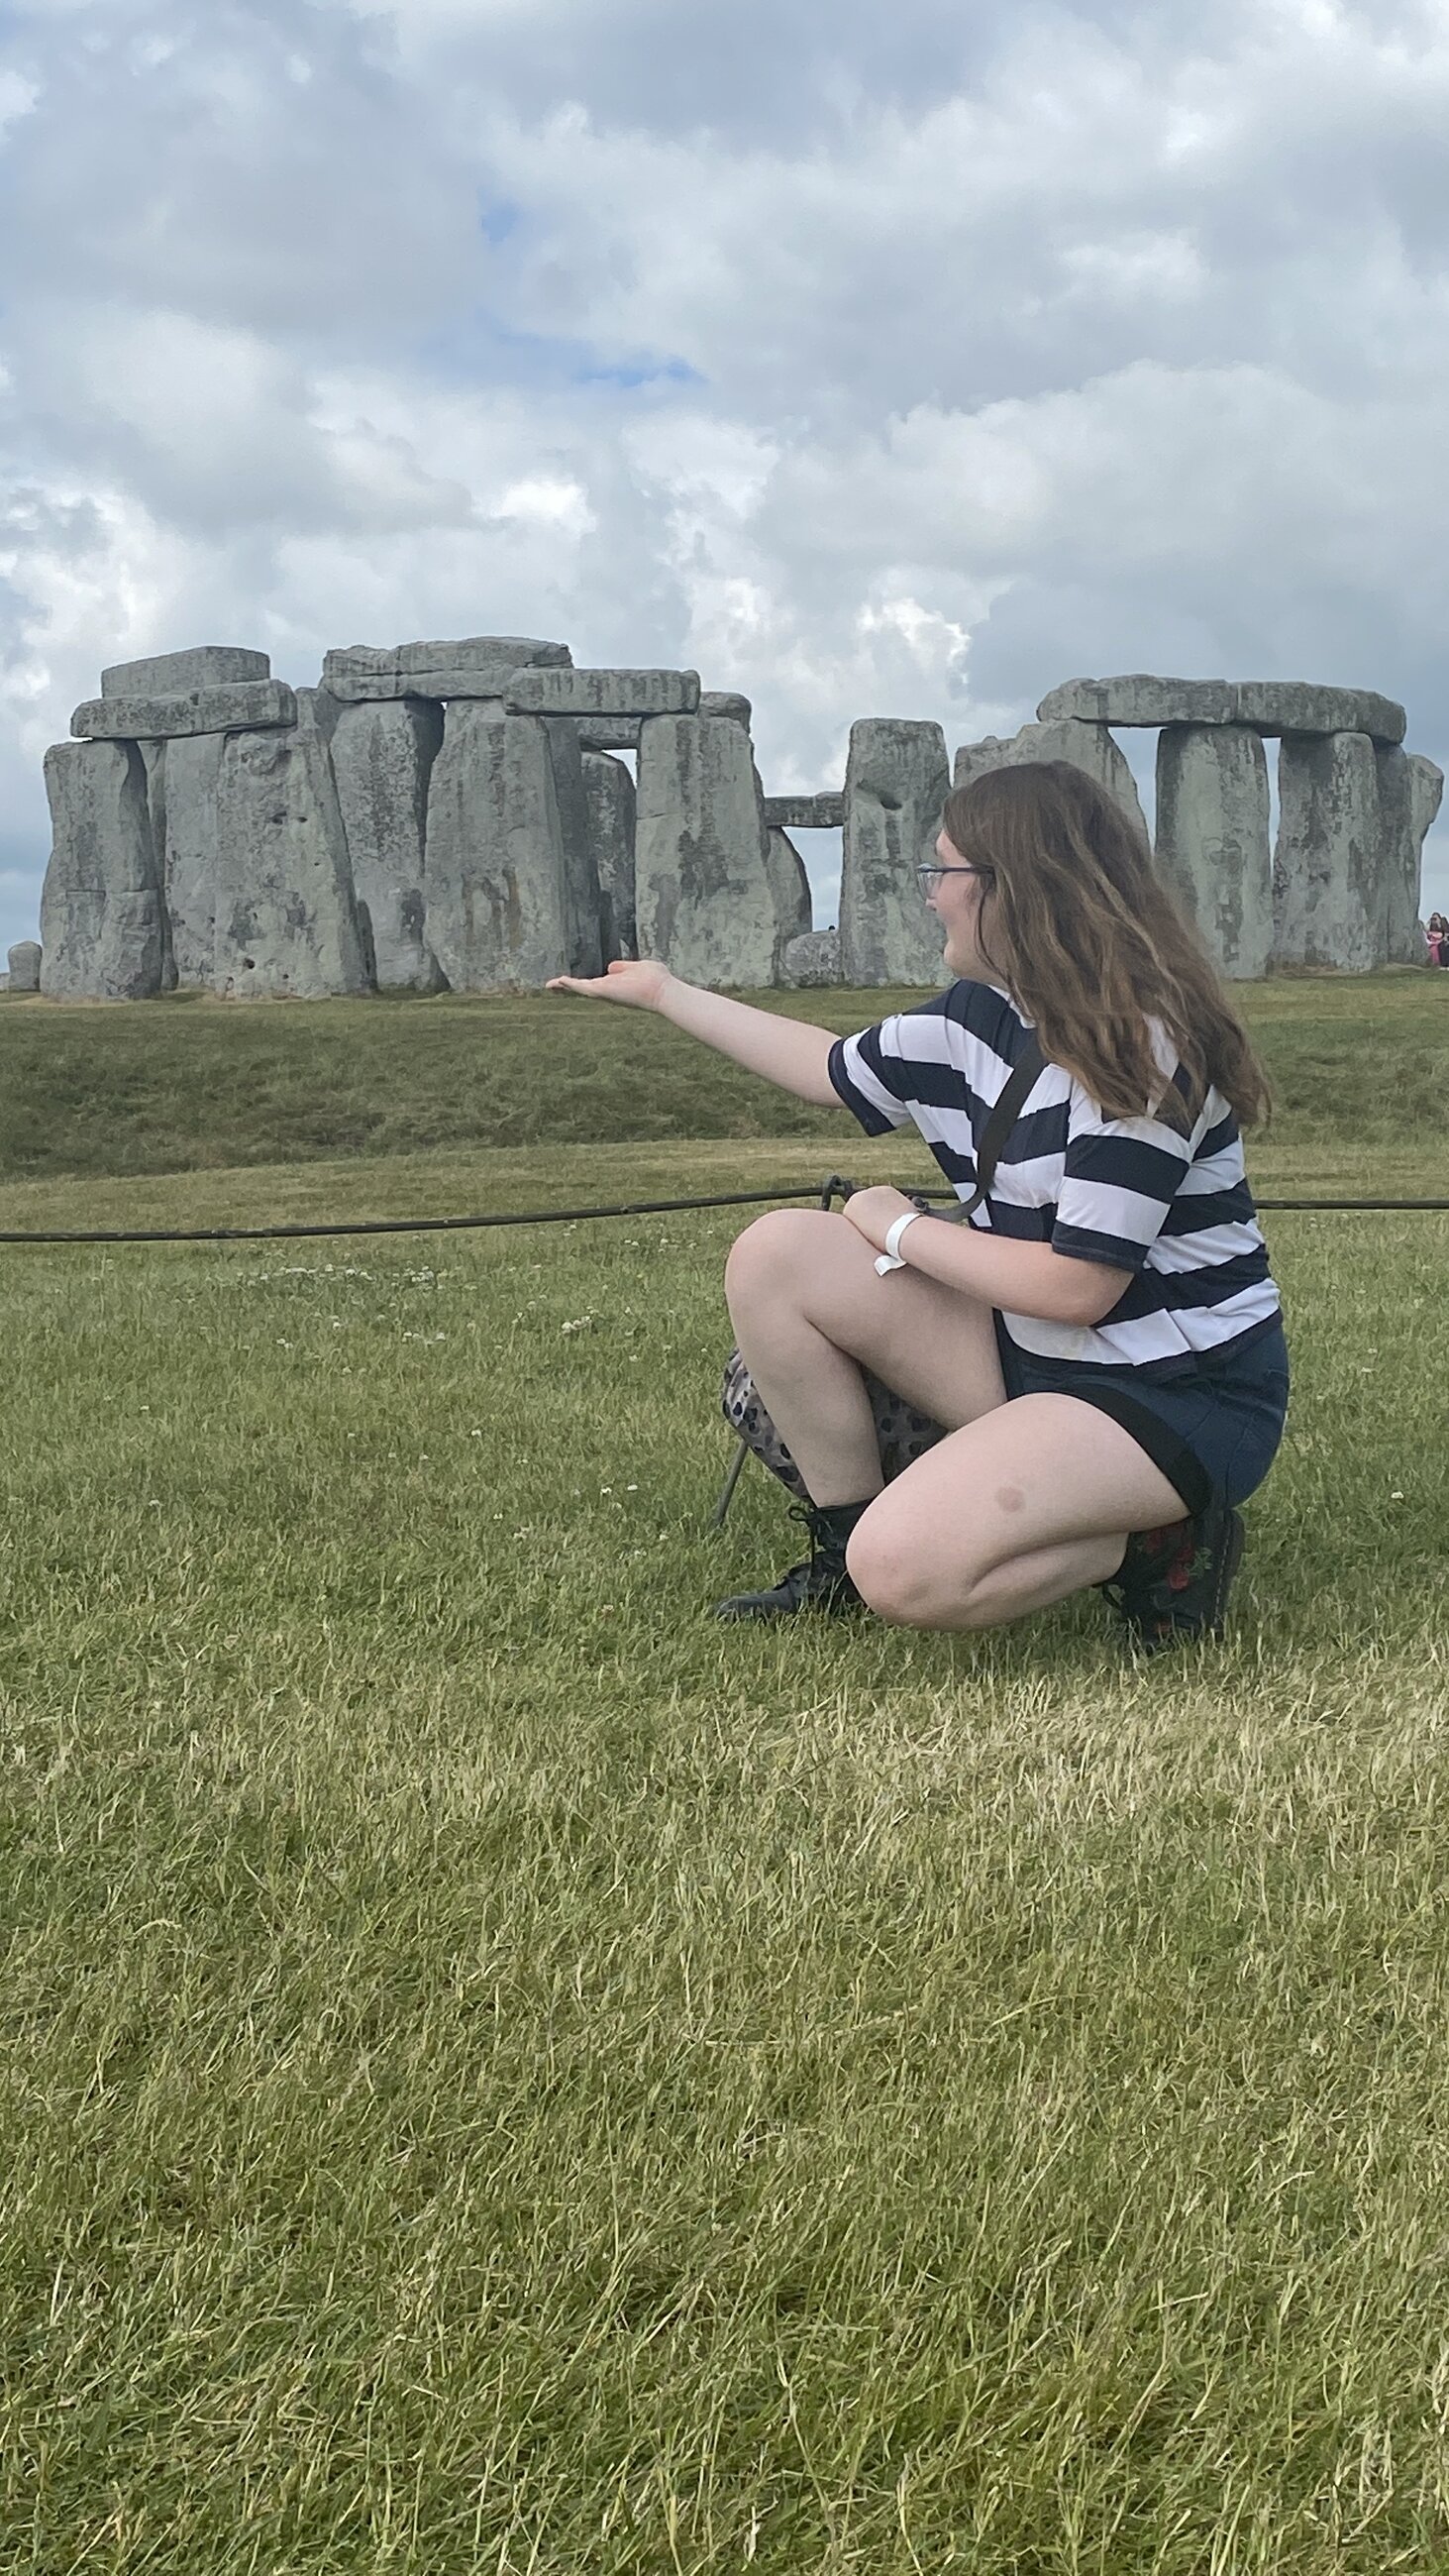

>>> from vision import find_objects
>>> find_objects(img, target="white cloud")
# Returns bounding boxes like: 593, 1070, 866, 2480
1, 0, 1447, 943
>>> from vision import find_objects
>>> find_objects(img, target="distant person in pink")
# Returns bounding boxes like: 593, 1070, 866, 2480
1427, 912, 1449, 968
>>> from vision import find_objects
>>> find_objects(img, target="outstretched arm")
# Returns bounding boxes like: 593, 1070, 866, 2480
545, 959, 844, 1107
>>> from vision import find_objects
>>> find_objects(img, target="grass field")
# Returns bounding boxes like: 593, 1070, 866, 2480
1, 981, 1447, 2570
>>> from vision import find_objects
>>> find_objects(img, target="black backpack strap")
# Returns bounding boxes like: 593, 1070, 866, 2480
947, 1034, 1046, 1223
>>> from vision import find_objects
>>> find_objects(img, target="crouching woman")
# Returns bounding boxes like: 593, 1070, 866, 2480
548, 761, 1288, 1651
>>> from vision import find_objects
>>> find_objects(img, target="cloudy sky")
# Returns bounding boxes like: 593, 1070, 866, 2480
2, 0, 1447, 954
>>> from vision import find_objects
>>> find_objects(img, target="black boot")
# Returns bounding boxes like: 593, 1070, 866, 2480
1099, 1488, 1246, 1653
715, 1499, 871, 1622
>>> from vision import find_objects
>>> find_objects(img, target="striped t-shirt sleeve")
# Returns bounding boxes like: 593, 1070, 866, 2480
1051, 1088, 1196, 1273
827, 1019, 916, 1133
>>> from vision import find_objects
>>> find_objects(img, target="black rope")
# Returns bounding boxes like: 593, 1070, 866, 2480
0, 1181, 1446, 1247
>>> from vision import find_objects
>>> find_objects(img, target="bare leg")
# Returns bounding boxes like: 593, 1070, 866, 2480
724, 1208, 1008, 1505
846, 1394, 1190, 1631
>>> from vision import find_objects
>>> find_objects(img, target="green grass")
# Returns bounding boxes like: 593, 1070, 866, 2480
0, 971, 1445, 1181
1, 989, 1447, 2568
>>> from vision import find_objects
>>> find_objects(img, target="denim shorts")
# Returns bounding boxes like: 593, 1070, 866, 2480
992, 1316, 1291, 1515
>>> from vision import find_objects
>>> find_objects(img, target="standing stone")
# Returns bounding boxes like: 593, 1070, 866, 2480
765, 827, 812, 976
102, 647, 270, 698
1154, 725, 1272, 978
634, 714, 777, 986
137, 742, 176, 991
1375, 747, 1445, 966
330, 698, 446, 993
582, 751, 637, 961
577, 717, 642, 753
840, 719, 951, 987
7, 941, 42, 993
212, 716, 370, 999
1273, 732, 1383, 972
39, 741, 168, 1000
954, 719, 1148, 843
780, 928, 841, 987
425, 706, 578, 990
699, 693, 752, 726
157, 733, 226, 984
542, 718, 604, 979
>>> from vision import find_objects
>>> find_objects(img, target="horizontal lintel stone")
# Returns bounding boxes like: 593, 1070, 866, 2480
322, 638, 571, 703
504, 667, 700, 718
1036, 675, 1406, 745
577, 717, 642, 752
763, 793, 846, 829
72, 681, 297, 742
101, 646, 270, 698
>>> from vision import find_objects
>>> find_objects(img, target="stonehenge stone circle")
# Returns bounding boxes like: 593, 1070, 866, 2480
634, 713, 779, 986
581, 751, 637, 961
1154, 726, 1272, 979
840, 718, 952, 986
1038, 675, 1406, 747
330, 699, 446, 993
954, 718, 1149, 842
30, 640, 1442, 997
7, 940, 41, 992
72, 682, 297, 742
323, 638, 569, 702
41, 741, 169, 999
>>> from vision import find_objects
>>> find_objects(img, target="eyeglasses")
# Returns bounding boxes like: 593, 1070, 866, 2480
916, 863, 993, 896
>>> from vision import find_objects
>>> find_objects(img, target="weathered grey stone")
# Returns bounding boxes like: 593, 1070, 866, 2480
72, 681, 297, 742
136, 743, 173, 988
765, 828, 813, 978
953, 719, 1148, 842
1273, 731, 1384, 972
542, 718, 604, 979
323, 637, 570, 704
840, 719, 951, 987
7, 941, 41, 992
634, 714, 776, 986
212, 717, 370, 999
1375, 747, 1444, 966
699, 693, 752, 727
763, 793, 846, 830
157, 733, 225, 984
1037, 675, 1406, 746
101, 646, 270, 698
577, 716, 642, 753
505, 667, 701, 719
780, 927, 841, 987
425, 706, 581, 990
582, 751, 637, 961
39, 741, 168, 999
329, 698, 446, 993
1154, 726, 1272, 978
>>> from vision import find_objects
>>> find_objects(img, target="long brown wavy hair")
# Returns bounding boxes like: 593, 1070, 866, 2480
939, 763, 1272, 1128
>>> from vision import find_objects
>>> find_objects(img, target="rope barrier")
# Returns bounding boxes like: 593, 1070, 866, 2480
1, 1183, 1446, 1248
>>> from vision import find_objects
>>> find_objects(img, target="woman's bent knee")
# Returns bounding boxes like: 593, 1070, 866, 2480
725, 1207, 845, 1301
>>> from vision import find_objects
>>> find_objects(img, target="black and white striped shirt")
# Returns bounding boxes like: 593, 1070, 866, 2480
828, 980, 1282, 1377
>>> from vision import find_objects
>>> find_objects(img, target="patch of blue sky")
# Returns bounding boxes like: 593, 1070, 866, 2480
419, 309, 703, 394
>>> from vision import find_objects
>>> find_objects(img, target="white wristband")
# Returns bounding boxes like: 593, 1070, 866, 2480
874, 1210, 923, 1275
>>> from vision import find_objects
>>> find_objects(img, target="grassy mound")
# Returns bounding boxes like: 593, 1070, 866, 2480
0, 972, 1444, 1182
